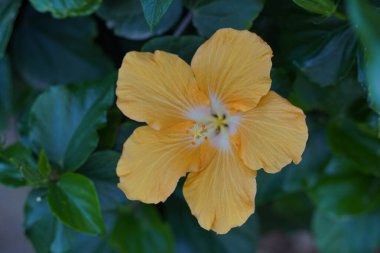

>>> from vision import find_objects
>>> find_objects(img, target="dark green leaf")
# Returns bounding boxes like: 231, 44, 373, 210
48, 173, 105, 235
294, 25, 357, 87
313, 210, 380, 253
26, 75, 115, 171
142, 35, 204, 63
30, 0, 102, 18
97, 0, 182, 40
190, 0, 265, 37
38, 150, 52, 179
11, 8, 114, 88
292, 0, 337, 16
0, 0, 22, 58
290, 73, 364, 115
348, 0, 380, 118
164, 196, 260, 253
25, 189, 74, 253
140, 0, 174, 29
0, 56, 12, 131
181, 0, 212, 8
110, 206, 174, 253
0, 143, 36, 187
78, 151, 126, 211
310, 158, 380, 216
328, 120, 380, 177
114, 121, 144, 152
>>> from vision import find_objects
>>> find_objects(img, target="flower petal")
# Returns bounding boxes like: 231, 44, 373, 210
117, 51, 208, 130
191, 28, 272, 112
183, 147, 256, 234
117, 124, 200, 204
237, 91, 308, 173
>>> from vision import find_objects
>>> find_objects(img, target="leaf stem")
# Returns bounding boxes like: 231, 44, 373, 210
174, 12, 193, 36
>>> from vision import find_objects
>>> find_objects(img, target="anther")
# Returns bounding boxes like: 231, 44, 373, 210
191, 141, 196, 145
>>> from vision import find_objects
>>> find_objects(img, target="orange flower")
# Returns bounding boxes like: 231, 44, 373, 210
116, 28, 308, 234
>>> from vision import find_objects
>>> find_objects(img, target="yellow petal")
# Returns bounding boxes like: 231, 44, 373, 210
117, 124, 200, 204
237, 91, 308, 173
183, 147, 256, 234
191, 28, 272, 112
117, 51, 208, 130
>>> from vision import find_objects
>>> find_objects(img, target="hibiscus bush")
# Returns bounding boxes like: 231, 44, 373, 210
1, 0, 380, 252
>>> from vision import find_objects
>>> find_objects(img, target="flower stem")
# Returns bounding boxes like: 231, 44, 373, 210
174, 12, 193, 36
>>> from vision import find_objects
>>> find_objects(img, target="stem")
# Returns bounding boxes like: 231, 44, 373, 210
334, 11, 347, 21
174, 12, 192, 36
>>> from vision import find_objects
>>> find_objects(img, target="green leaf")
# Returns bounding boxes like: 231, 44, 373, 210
0, 56, 12, 131
30, 0, 102, 18
0, 143, 36, 187
110, 206, 174, 253
348, 0, 380, 118
290, 73, 364, 115
25, 189, 74, 253
164, 196, 260, 253
11, 8, 114, 88
181, 0, 212, 8
313, 210, 380, 253
26, 75, 115, 171
328, 120, 380, 177
139, 0, 174, 29
0, 0, 22, 58
97, 0, 182, 40
294, 25, 357, 87
310, 158, 380, 216
292, 0, 337, 16
142, 35, 204, 63
78, 151, 126, 211
190, 0, 265, 37
48, 173, 105, 235
38, 150, 52, 179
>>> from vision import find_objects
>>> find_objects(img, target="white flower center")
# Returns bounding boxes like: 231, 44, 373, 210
186, 97, 240, 149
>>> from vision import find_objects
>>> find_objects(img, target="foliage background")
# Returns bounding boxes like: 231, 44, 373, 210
1, 0, 380, 252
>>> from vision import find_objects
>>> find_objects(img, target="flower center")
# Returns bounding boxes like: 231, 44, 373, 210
186, 97, 240, 149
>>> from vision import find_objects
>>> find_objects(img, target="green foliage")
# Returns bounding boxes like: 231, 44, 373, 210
1, 0, 380, 252
30, 0, 102, 18
0, 0, 21, 58
348, 0, 380, 123
110, 206, 175, 253
189, 0, 265, 37
47, 173, 105, 235
293, 0, 337, 17
97, 0, 182, 40
139, 0, 174, 29
25, 75, 115, 171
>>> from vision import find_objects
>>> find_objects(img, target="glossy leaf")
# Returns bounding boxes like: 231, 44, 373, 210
38, 150, 52, 179
11, 8, 114, 88
328, 120, 380, 177
26, 75, 115, 171
48, 173, 105, 235
348, 0, 380, 120
164, 196, 260, 253
294, 25, 357, 87
30, 0, 102, 18
313, 210, 380, 253
292, 0, 336, 16
0, 143, 36, 187
0, 56, 12, 131
97, 0, 182, 40
142, 35, 204, 63
110, 206, 174, 253
310, 158, 380, 216
0, 0, 22, 58
140, 0, 174, 29
78, 151, 126, 211
190, 0, 265, 37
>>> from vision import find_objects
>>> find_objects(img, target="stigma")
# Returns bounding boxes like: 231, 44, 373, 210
186, 97, 240, 149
